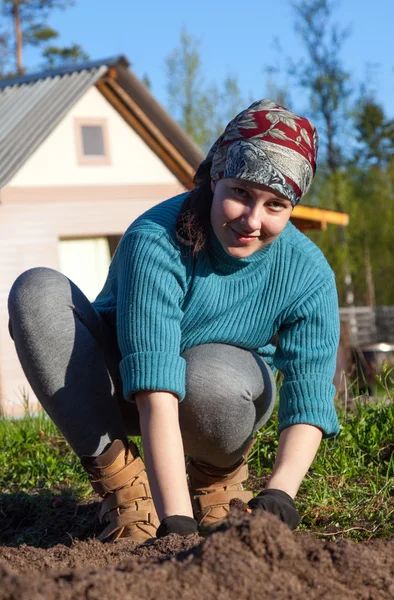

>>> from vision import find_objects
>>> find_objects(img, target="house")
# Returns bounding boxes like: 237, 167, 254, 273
0, 56, 349, 415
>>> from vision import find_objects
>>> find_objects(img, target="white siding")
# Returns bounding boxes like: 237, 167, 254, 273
0, 195, 180, 416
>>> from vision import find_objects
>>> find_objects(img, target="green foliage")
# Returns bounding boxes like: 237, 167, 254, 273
375, 363, 394, 402
2, 1, 73, 13
290, 0, 352, 174
42, 43, 89, 68
0, 0, 88, 76
0, 413, 90, 496
165, 28, 245, 151
23, 23, 58, 46
354, 99, 394, 167
166, 28, 211, 149
309, 158, 394, 305
250, 397, 394, 541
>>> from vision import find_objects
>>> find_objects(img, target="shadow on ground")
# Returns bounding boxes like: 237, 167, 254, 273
0, 491, 99, 548
0, 510, 393, 599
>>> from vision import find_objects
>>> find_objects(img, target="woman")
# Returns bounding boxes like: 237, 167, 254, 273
8, 100, 340, 543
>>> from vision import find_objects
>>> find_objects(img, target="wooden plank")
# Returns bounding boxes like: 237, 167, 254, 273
290, 217, 325, 231
293, 204, 349, 226
97, 79, 195, 189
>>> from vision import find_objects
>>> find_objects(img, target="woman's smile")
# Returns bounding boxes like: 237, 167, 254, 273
230, 228, 261, 244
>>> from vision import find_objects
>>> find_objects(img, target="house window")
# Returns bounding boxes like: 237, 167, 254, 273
58, 235, 122, 301
74, 118, 111, 165
58, 237, 112, 301
81, 125, 105, 156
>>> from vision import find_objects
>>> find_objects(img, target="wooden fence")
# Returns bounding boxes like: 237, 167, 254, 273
339, 306, 394, 347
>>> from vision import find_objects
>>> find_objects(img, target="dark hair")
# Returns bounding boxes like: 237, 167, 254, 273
175, 160, 213, 256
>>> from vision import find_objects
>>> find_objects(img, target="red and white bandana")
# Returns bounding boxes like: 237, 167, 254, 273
200, 99, 319, 206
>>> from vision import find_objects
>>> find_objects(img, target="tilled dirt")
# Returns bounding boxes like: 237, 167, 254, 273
0, 510, 393, 600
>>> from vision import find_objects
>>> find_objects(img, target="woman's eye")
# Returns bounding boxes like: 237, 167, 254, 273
233, 187, 249, 198
269, 201, 285, 210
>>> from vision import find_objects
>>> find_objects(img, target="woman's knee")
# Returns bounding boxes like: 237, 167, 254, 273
8, 268, 68, 315
8, 267, 72, 342
180, 344, 276, 455
182, 343, 267, 407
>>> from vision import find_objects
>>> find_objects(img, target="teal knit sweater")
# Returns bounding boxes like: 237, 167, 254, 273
93, 194, 340, 438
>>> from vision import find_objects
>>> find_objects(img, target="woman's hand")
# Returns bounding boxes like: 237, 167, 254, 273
156, 515, 198, 538
136, 391, 194, 523
248, 424, 322, 529
248, 489, 301, 530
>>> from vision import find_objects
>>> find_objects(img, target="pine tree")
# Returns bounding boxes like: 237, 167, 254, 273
0, 0, 88, 76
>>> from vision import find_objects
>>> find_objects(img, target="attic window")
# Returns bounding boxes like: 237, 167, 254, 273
81, 126, 105, 156
74, 118, 111, 165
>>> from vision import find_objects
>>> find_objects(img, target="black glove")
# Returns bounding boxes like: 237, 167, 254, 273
248, 489, 301, 530
156, 515, 198, 538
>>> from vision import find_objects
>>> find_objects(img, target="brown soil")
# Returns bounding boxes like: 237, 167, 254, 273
0, 508, 393, 599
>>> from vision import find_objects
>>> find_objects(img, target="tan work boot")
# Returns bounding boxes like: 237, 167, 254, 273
81, 439, 159, 543
187, 443, 254, 530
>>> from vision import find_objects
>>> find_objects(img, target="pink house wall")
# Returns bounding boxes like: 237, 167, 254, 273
0, 183, 185, 415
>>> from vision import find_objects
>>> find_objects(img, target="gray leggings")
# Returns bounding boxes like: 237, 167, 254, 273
7, 267, 276, 468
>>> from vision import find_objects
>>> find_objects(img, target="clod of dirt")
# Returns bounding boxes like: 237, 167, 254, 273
229, 497, 251, 513
0, 511, 393, 600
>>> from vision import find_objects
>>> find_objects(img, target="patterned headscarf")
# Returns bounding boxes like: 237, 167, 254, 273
196, 99, 319, 206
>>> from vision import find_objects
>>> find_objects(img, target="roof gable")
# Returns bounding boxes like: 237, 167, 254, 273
9, 86, 183, 187
0, 56, 203, 190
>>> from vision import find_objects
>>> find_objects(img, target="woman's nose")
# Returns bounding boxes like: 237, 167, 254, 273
241, 205, 263, 232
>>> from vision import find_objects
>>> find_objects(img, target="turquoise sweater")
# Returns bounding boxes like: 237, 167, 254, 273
93, 194, 340, 438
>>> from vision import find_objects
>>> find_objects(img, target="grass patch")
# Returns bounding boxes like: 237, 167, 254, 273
0, 412, 90, 498
0, 385, 393, 546
249, 396, 394, 542
0, 413, 99, 546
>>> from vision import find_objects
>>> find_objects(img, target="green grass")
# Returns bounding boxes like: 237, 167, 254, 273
0, 412, 97, 547
0, 411, 91, 498
0, 378, 393, 546
249, 378, 394, 542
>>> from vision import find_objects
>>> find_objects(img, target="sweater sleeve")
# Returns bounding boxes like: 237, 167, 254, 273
273, 276, 340, 438
114, 230, 186, 401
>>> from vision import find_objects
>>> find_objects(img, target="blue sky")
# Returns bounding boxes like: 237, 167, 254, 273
23, 0, 394, 122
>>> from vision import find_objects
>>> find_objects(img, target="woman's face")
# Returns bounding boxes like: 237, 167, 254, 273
210, 178, 294, 259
